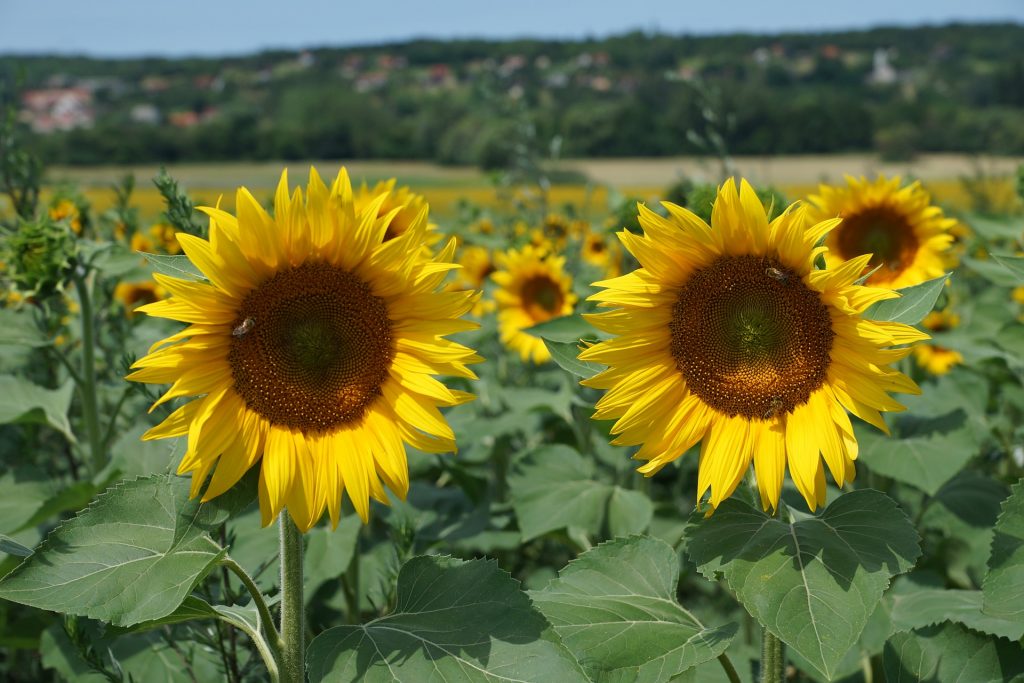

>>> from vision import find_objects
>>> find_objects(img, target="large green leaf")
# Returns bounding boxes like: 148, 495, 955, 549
0, 376, 76, 443
543, 339, 602, 379
526, 313, 600, 343
0, 308, 49, 347
685, 490, 920, 680
531, 535, 737, 682
982, 479, 1024, 624
0, 468, 53, 535
306, 555, 588, 683
142, 252, 205, 281
883, 623, 1024, 682
890, 588, 1023, 641
921, 471, 1008, 586
992, 253, 1024, 282
0, 474, 244, 627
855, 415, 977, 496
864, 274, 948, 325
509, 444, 653, 541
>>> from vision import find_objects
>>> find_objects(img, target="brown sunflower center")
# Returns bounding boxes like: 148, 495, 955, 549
669, 254, 834, 420
521, 275, 564, 322
228, 262, 393, 434
836, 206, 918, 280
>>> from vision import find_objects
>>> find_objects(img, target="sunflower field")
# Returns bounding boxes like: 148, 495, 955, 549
2, 116, 1024, 683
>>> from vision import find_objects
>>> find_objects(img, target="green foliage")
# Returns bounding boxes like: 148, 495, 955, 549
152, 168, 204, 236
883, 623, 1024, 682
531, 536, 737, 682
306, 555, 588, 683
982, 479, 1024, 624
509, 444, 653, 541
0, 376, 76, 443
864, 274, 950, 325
0, 474, 251, 627
685, 490, 921, 680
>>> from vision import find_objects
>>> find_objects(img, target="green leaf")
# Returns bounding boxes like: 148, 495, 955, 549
964, 256, 1021, 287
305, 515, 362, 597
855, 415, 977, 496
142, 252, 205, 281
0, 376, 76, 443
531, 535, 737, 682
883, 623, 1024, 682
864, 274, 949, 325
0, 534, 31, 557
982, 479, 1024, 625
509, 444, 653, 541
992, 254, 1024, 282
526, 314, 599, 343
13, 480, 101, 533
108, 595, 218, 635
0, 308, 49, 348
0, 468, 53, 535
544, 339, 602, 379
921, 471, 1008, 585
306, 555, 589, 683
890, 588, 1023, 641
0, 474, 237, 627
685, 490, 921, 680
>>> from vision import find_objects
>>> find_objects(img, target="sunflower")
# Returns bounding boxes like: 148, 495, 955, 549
580, 179, 927, 512
449, 245, 496, 316
114, 281, 166, 319
581, 231, 623, 278
913, 310, 963, 375
128, 168, 480, 531
806, 175, 955, 288
149, 222, 182, 254
355, 179, 439, 246
492, 245, 576, 364
49, 199, 82, 235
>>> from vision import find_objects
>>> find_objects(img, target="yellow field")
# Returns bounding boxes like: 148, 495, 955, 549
36, 153, 1024, 222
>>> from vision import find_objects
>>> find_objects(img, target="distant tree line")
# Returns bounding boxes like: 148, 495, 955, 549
3, 23, 1024, 167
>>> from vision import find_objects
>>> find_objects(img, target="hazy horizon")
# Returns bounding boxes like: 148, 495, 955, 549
1, 0, 1021, 59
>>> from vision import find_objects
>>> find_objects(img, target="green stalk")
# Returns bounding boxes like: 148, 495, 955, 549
760, 626, 785, 683
717, 653, 742, 683
278, 513, 305, 683
72, 271, 105, 474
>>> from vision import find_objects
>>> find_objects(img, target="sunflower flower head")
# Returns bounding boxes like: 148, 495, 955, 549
581, 179, 928, 512
492, 244, 576, 364
128, 168, 481, 531
355, 178, 439, 246
807, 175, 956, 288
913, 309, 963, 375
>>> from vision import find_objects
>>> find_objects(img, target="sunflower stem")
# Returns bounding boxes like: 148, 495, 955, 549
717, 653, 743, 683
278, 513, 305, 683
72, 270, 105, 475
760, 626, 785, 683
222, 557, 280, 659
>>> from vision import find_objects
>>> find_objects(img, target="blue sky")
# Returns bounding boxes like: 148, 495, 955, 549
1, 0, 1021, 58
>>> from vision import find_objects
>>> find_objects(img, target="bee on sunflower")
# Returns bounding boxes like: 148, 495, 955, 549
128, 168, 480, 531
581, 179, 928, 512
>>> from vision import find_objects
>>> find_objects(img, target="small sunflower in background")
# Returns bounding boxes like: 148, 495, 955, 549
580, 230, 623, 278
130, 231, 156, 253
129, 168, 480, 531
913, 310, 963, 375
114, 281, 166, 319
355, 178, 440, 246
806, 175, 955, 288
49, 199, 82, 235
449, 245, 496, 316
581, 179, 927, 512
149, 222, 182, 254
492, 245, 576, 364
